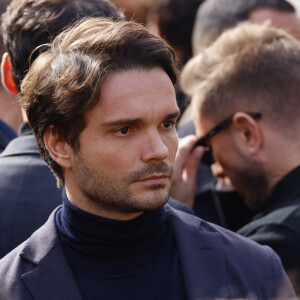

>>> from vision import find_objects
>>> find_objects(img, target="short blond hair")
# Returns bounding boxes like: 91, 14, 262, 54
181, 22, 300, 129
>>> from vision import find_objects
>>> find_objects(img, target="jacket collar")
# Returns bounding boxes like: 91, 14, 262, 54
20, 207, 82, 300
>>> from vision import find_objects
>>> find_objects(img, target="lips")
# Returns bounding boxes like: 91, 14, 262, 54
135, 174, 169, 185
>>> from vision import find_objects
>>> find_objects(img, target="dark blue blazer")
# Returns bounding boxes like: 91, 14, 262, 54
0, 205, 295, 300
0, 125, 62, 258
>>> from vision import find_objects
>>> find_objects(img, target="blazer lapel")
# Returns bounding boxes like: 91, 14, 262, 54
165, 205, 228, 300
19, 208, 82, 300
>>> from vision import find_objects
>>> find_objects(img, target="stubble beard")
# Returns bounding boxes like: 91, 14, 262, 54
231, 160, 269, 212
73, 152, 173, 214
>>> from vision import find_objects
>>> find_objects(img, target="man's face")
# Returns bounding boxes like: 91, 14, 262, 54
194, 110, 269, 211
65, 68, 179, 219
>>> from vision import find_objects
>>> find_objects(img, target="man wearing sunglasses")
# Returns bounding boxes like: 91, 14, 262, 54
174, 0, 300, 232
178, 21, 300, 293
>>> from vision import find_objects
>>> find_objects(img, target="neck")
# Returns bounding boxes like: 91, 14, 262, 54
0, 90, 22, 132
56, 191, 169, 274
21, 107, 28, 122
265, 139, 300, 196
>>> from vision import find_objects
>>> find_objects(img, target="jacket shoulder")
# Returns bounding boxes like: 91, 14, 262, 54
165, 205, 296, 299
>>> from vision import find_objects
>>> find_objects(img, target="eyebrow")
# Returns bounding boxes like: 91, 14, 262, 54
102, 111, 180, 127
166, 111, 181, 120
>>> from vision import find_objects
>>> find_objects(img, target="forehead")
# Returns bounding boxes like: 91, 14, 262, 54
250, 7, 294, 25
249, 7, 300, 40
85, 67, 178, 123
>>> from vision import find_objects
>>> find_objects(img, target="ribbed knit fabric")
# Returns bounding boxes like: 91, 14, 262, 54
55, 191, 186, 300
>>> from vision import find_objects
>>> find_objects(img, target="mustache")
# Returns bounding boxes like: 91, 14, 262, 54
129, 161, 173, 182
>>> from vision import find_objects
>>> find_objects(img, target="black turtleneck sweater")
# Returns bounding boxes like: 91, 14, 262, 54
55, 192, 186, 300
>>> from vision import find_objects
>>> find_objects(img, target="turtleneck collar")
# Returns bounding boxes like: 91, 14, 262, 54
55, 190, 171, 277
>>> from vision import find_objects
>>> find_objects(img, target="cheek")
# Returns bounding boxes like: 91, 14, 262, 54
212, 145, 236, 177
103, 149, 136, 171
215, 148, 245, 187
166, 133, 178, 163
82, 146, 132, 176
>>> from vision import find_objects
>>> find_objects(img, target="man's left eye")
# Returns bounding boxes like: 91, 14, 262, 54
162, 120, 176, 129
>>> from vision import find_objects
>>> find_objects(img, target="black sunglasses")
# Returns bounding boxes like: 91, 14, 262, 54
194, 112, 261, 166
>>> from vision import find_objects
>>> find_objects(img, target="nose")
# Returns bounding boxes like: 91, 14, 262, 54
141, 130, 169, 163
211, 161, 225, 178
211, 161, 233, 190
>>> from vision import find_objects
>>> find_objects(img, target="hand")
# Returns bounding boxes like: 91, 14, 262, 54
171, 135, 203, 208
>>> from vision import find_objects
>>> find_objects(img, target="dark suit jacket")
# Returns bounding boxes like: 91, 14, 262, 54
0, 205, 295, 300
0, 124, 62, 258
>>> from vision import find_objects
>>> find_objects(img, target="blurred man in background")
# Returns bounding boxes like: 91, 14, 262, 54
147, 0, 203, 115
173, 0, 300, 232
180, 21, 300, 293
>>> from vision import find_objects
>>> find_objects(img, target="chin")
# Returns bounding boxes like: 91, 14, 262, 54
136, 188, 170, 211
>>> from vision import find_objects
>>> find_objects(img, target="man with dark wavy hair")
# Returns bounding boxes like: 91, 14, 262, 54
0, 0, 191, 260
0, 17, 296, 300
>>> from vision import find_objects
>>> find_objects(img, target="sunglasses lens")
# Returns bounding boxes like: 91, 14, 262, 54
201, 148, 214, 166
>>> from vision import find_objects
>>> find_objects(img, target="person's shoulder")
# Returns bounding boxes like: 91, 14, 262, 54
0, 134, 39, 158
165, 203, 284, 263
238, 199, 300, 237
0, 207, 59, 264
0, 209, 60, 297
165, 205, 296, 298
167, 197, 194, 214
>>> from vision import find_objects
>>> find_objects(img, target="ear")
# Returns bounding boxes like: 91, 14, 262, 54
1, 52, 18, 95
232, 112, 262, 155
44, 126, 73, 168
